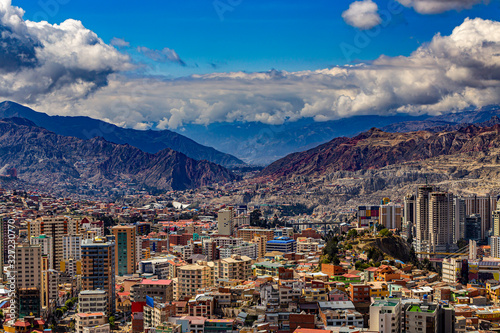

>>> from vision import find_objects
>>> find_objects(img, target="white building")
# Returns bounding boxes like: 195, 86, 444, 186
369, 298, 402, 333
491, 236, 500, 259
442, 258, 463, 284
78, 290, 108, 314
30, 234, 53, 268
217, 209, 234, 236
63, 234, 82, 261
219, 242, 258, 259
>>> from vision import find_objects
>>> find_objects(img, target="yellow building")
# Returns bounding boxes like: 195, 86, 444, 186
486, 282, 500, 303
302, 288, 328, 302
368, 282, 389, 298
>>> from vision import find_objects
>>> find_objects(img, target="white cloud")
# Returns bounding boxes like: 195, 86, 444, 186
0, 0, 499, 133
36, 17, 498, 130
0, 0, 132, 104
396, 0, 489, 14
342, 0, 382, 30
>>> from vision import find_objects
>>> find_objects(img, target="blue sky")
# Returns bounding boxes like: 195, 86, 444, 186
16, 0, 500, 77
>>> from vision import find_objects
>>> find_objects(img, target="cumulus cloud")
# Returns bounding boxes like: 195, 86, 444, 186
396, 0, 489, 14
33, 17, 498, 130
1, 0, 500, 133
0, 0, 131, 104
137, 46, 186, 66
342, 0, 382, 30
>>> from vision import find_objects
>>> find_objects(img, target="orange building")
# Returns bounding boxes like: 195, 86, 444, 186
321, 264, 347, 278
112, 225, 137, 276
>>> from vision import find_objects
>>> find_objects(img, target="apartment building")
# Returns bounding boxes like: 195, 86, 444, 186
369, 298, 402, 333
63, 234, 82, 260
214, 255, 253, 283
29, 216, 79, 269
81, 237, 115, 314
78, 290, 108, 314
76, 312, 108, 333
177, 263, 212, 300
130, 279, 173, 302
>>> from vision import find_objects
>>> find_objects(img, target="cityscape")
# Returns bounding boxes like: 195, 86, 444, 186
1, 0, 500, 333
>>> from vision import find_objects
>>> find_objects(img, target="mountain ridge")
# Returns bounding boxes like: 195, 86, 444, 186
0, 117, 239, 194
0, 101, 244, 167
259, 121, 500, 178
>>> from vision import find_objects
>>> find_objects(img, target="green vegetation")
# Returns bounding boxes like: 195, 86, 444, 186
108, 316, 115, 327
323, 236, 341, 265
378, 228, 392, 237
55, 297, 78, 318
278, 203, 315, 216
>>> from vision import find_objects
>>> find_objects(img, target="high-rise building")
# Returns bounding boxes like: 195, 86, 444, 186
379, 203, 402, 230
41, 255, 59, 314
492, 200, 500, 237
429, 192, 454, 253
217, 208, 235, 236
403, 194, 416, 240
453, 197, 466, 243
28, 216, 79, 269
63, 234, 82, 261
415, 185, 435, 254
30, 234, 53, 270
490, 236, 500, 258
464, 194, 491, 239
465, 214, 482, 242
81, 237, 115, 314
15, 243, 41, 318
112, 225, 137, 276
15, 243, 41, 289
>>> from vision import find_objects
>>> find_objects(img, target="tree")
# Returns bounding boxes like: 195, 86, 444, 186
250, 209, 262, 226
457, 238, 468, 250
347, 229, 358, 239
379, 228, 392, 237
109, 316, 115, 327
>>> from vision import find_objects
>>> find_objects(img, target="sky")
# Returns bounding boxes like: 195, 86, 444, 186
2, 0, 500, 129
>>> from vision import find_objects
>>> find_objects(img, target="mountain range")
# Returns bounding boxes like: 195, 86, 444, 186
0, 101, 243, 167
260, 121, 500, 178
174, 106, 500, 165
0, 117, 238, 194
